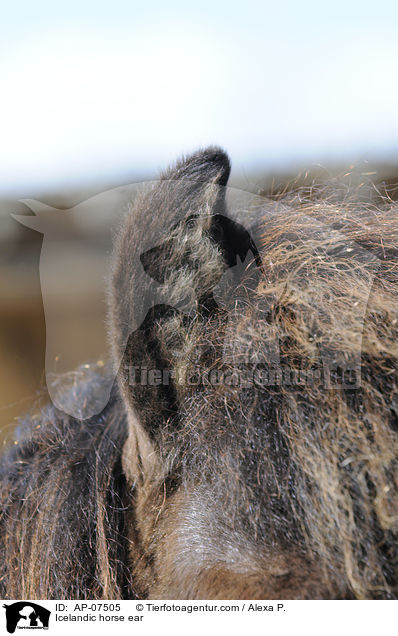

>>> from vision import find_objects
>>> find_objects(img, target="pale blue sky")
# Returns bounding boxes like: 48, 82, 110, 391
1, 0, 398, 192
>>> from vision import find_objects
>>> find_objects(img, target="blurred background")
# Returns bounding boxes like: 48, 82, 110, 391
1, 0, 398, 440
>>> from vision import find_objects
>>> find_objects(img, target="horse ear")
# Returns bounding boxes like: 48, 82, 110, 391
161, 146, 231, 187
110, 147, 232, 375
109, 148, 261, 480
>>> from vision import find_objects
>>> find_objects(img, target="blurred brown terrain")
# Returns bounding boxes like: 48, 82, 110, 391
1, 163, 398, 446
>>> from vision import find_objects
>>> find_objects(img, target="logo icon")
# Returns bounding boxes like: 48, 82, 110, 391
3, 602, 51, 633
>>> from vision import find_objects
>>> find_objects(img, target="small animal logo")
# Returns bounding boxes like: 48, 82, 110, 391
2, 602, 51, 633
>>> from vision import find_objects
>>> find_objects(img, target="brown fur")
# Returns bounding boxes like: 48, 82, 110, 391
1, 148, 398, 599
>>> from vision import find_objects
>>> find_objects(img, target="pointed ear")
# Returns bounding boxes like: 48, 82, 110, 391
162, 146, 231, 188
109, 148, 261, 480
157, 146, 232, 225
110, 146, 232, 358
